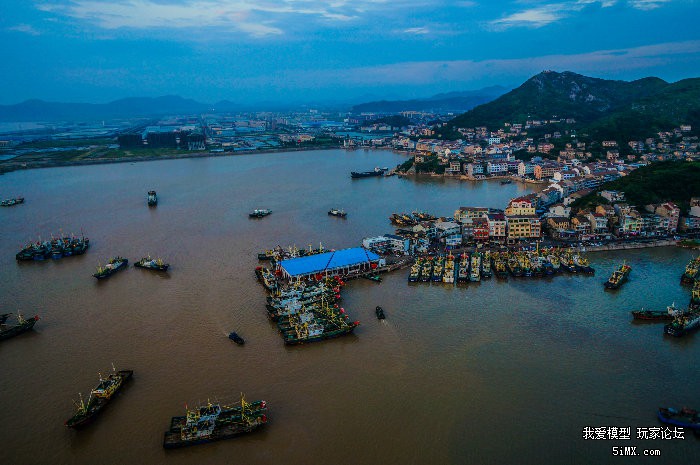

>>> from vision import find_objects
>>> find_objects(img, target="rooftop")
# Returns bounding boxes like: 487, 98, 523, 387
279, 247, 380, 277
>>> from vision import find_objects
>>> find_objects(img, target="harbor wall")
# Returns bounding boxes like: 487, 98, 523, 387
578, 239, 678, 253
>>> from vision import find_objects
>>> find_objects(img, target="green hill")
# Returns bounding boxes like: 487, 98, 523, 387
444, 71, 668, 130
572, 161, 700, 212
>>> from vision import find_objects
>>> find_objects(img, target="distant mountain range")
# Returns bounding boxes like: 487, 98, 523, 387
350, 86, 510, 113
445, 71, 700, 141
0, 96, 241, 122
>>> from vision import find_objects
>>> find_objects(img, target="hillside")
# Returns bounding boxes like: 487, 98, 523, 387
351, 86, 509, 113
585, 78, 700, 141
572, 161, 700, 212
445, 71, 669, 130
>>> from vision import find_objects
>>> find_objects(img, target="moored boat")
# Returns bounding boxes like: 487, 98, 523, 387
65, 368, 133, 428
134, 256, 169, 271
657, 407, 700, 430
680, 256, 700, 285
375, 306, 385, 320
228, 332, 245, 345
328, 208, 347, 218
350, 167, 387, 178
664, 309, 700, 336
408, 261, 421, 282
0, 197, 24, 207
470, 252, 481, 282
604, 263, 631, 289
163, 394, 267, 449
147, 190, 157, 206
631, 304, 682, 321
0, 314, 39, 341
0, 313, 11, 324
93, 257, 128, 279
249, 209, 272, 218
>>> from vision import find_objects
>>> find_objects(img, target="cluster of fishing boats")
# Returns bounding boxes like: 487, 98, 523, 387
680, 256, 700, 285
94, 256, 169, 279
630, 302, 700, 337
408, 248, 594, 283
257, 268, 359, 344
15, 234, 89, 261
0, 313, 39, 341
389, 211, 437, 227
604, 263, 631, 289
257, 243, 328, 263
1, 196, 24, 206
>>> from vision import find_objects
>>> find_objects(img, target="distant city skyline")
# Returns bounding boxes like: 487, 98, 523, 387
1, 0, 699, 105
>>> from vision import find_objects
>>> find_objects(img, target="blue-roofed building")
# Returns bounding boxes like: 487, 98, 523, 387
278, 247, 384, 282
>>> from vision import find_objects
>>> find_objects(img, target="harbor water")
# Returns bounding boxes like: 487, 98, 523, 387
1, 149, 698, 464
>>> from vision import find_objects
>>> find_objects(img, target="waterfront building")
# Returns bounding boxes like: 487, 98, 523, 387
278, 248, 384, 282
505, 196, 536, 216
506, 215, 541, 240
454, 207, 489, 223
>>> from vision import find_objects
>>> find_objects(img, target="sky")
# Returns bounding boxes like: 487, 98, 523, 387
1, 0, 699, 105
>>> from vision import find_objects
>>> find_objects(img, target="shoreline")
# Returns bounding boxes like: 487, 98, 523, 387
0, 144, 344, 175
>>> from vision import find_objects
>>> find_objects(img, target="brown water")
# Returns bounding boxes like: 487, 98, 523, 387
1, 149, 698, 464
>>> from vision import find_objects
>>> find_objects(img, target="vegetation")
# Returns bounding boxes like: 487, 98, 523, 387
414, 157, 445, 174
571, 161, 700, 212
397, 158, 414, 172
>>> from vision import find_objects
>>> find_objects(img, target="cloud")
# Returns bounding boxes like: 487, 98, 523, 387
628, 0, 671, 10
34, 0, 435, 37
489, 1, 618, 30
9, 24, 41, 36
403, 27, 430, 35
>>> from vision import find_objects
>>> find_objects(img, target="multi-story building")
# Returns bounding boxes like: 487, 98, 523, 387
506, 215, 541, 240
486, 213, 507, 241
454, 207, 489, 223
505, 196, 536, 216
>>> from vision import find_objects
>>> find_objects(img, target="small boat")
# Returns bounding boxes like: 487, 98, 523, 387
163, 394, 268, 449
249, 209, 272, 218
363, 274, 382, 283
0, 313, 11, 324
0, 197, 24, 207
93, 257, 128, 279
0, 314, 39, 341
65, 367, 133, 428
228, 332, 245, 345
350, 167, 387, 178
375, 306, 385, 320
631, 304, 682, 321
604, 263, 631, 289
147, 190, 157, 206
500, 179, 512, 185
328, 208, 347, 218
658, 407, 700, 430
134, 256, 169, 271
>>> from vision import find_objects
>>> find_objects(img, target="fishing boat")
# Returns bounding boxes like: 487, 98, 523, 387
604, 263, 631, 289
249, 209, 272, 218
0, 314, 39, 341
228, 332, 245, 345
691, 282, 700, 310
420, 259, 432, 282
664, 310, 700, 337
328, 208, 347, 218
657, 407, 700, 430
147, 190, 157, 206
493, 254, 508, 280
547, 254, 561, 273
408, 262, 421, 282
281, 319, 359, 344
255, 267, 277, 291
0, 197, 24, 207
470, 252, 481, 282
457, 253, 470, 283
375, 306, 385, 320
443, 255, 455, 284
134, 256, 169, 271
631, 304, 682, 321
573, 254, 595, 274
500, 179, 512, 185
680, 256, 700, 285
0, 313, 11, 324
431, 256, 444, 282
93, 257, 128, 279
350, 167, 387, 178
65, 367, 133, 428
481, 252, 492, 278
163, 394, 268, 449
16, 235, 89, 261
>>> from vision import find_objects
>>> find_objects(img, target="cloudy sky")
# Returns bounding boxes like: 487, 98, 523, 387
1, 0, 699, 104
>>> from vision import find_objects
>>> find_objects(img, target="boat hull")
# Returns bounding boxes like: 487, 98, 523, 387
65, 370, 133, 428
